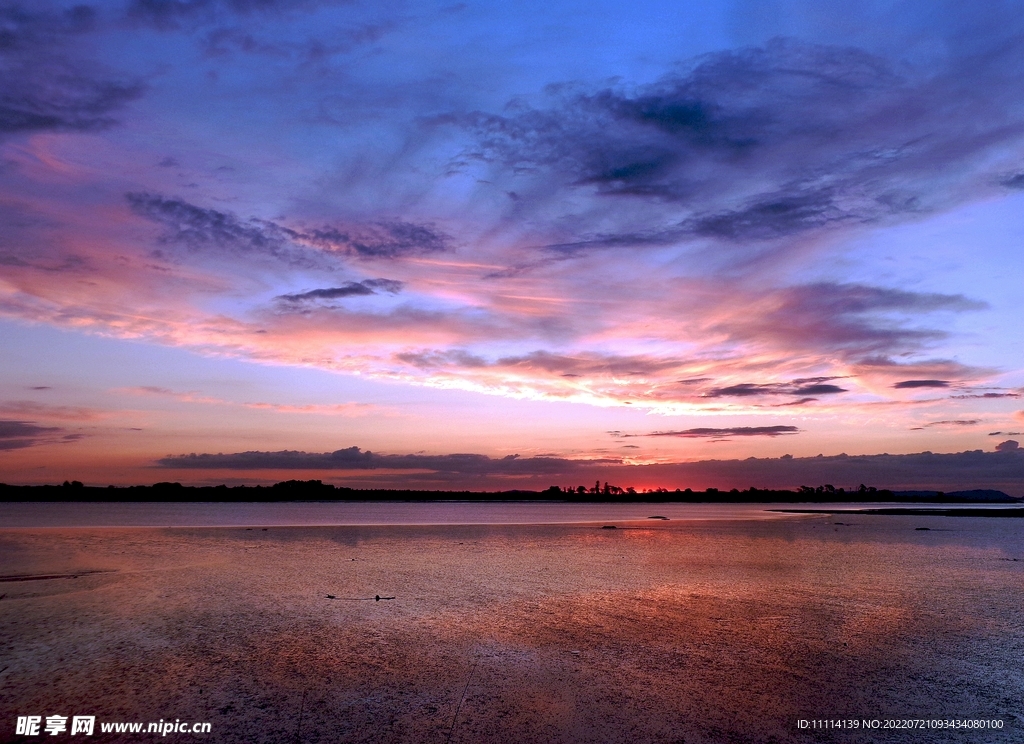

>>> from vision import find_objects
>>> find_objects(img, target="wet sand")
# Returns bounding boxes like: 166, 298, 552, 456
2, 510, 1022, 742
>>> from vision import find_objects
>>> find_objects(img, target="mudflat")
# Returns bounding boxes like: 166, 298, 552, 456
1, 509, 1022, 743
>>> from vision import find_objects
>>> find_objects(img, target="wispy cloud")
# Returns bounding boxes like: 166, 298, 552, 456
0, 5, 143, 137
126, 192, 450, 265
0, 419, 82, 450
0, 401, 103, 421
120, 386, 383, 416
460, 37, 1024, 252
640, 426, 800, 438
910, 419, 980, 430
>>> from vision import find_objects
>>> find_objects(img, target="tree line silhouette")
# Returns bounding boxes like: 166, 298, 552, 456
0, 479, 1015, 503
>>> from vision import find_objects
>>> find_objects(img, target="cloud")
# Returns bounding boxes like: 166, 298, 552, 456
125, 192, 308, 262
0, 401, 102, 421
643, 426, 800, 438
0, 5, 143, 136
894, 379, 950, 389
126, 192, 449, 263
460, 37, 1024, 254
772, 397, 818, 407
158, 446, 615, 474
155, 444, 1024, 494
0, 18, 1009, 424
395, 349, 687, 377
744, 284, 981, 356
1002, 173, 1024, 189
704, 378, 847, 399
120, 386, 382, 416
300, 222, 450, 258
126, 0, 342, 28
0, 419, 81, 450
853, 358, 986, 386
995, 440, 1019, 452
275, 279, 404, 305
951, 392, 1020, 399
200, 19, 397, 62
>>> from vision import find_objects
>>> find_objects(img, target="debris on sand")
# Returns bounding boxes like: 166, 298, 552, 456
0, 570, 116, 583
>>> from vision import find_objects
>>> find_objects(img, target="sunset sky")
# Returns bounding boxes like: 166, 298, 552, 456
2, 0, 1023, 491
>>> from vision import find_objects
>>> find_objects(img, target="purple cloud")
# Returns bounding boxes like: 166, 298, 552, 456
0, 420, 81, 450
894, 380, 950, 389
644, 426, 800, 438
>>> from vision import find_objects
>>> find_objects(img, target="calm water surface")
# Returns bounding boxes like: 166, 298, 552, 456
1, 503, 1022, 743
4, 500, 1021, 527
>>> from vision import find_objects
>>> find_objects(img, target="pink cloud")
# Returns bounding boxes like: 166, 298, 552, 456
117, 386, 384, 417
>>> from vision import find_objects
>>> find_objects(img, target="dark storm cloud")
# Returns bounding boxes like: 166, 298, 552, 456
276, 279, 403, 304
0, 4, 143, 135
126, 192, 449, 263
894, 379, 950, 389
643, 426, 800, 438
158, 446, 616, 474
0, 419, 80, 450
461, 37, 1024, 248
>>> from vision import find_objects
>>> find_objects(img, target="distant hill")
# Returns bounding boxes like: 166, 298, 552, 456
891, 489, 1017, 503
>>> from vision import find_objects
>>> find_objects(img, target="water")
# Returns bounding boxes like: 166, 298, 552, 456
1, 504, 1022, 742
3, 500, 1020, 528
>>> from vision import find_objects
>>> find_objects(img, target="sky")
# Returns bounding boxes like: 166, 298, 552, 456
1, 0, 1023, 492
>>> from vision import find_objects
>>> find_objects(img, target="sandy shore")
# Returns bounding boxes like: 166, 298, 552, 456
2, 513, 1022, 742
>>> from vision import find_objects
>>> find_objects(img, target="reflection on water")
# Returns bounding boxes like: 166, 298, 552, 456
1, 510, 1022, 743
4, 500, 1020, 528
